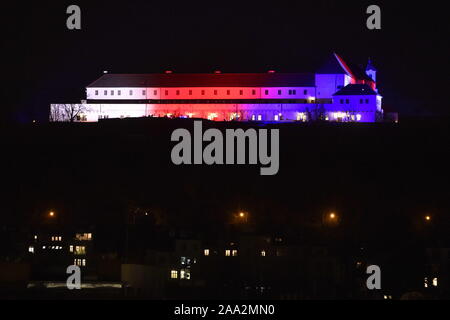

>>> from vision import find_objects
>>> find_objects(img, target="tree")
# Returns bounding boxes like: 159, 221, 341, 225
49, 104, 87, 122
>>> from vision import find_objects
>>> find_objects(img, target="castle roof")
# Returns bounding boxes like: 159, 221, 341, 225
333, 84, 377, 96
87, 73, 315, 88
317, 53, 375, 83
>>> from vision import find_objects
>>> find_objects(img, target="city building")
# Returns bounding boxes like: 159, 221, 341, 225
50, 53, 386, 123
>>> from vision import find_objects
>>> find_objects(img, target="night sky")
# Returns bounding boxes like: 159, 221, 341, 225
2, 1, 448, 123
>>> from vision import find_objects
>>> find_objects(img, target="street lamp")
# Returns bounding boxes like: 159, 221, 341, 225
49, 211, 55, 218
425, 215, 431, 222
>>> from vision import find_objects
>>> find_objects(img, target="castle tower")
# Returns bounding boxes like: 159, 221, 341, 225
366, 58, 376, 82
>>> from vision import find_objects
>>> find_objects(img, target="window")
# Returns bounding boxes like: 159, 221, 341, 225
75, 246, 86, 255
95, 90, 98, 95
278, 90, 282, 95
251, 115, 256, 121
274, 115, 279, 121
225, 250, 231, 257
165, 90, 168, 95
252, 90, 256, 95
104, 90, 107, 95
204, 249, 210, 256
142, 90, 146, 95
170, 270, 178, 279
227, 90, 230, 95
176, 90, 180, 95
75, 233, 92, 241
433, 278, 438, 287
261, 250, 266, 257
111, 90, 114, 96
69, 245, 73, 252
201, 90, 205, 95
118, 90, 121, 96
214, 90, 217, 95
288, 90, 292, 95
360, 99, 363, 104
129, 90, 133, 95
189, 90, 192, 95
232, 250, 238, 257
82, 259, 86, 267
340, 99, 344, 104
265, 90, 269, 95
365, 99, 369, 104
28, 246, 34, 253
293, 90, 297, 95
346, 99, 350, 104
239, 90, 243, 95
154, 90, 157, 95
304, 90, 308, 95
257, 115, 262, 121
180, 269, 191, 280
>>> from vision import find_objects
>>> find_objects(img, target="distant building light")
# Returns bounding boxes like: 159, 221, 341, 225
34, 235, 38, 240
261, 250, 266, 257
214, 70, 221, 74
28, 246, 34, 254
225, 250, 231, 257
424, 277, 428, 288
433, 278, 438, 287
268, 70, 276, 73
170, 270, 178, 279
103, 70, 108, 74
204, 249, 210, 256
232, 250, 238, 257
165, 70, 173, 74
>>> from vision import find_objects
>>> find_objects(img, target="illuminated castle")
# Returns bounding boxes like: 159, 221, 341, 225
50, 53, 385, 123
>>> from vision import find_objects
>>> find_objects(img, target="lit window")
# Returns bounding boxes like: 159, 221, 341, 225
82, 259, 86, 267
170, 270, 178, 279
69, 245, 73, 252
28, 246, 34, 253
225, 250, 231, 257
75, 246, 86, 255
261, 250, 266, 257
433, 278, 438, 287
356, 114, 362, 121
251, 115, 256, 121
232, 250, 238, 257
424, 277, 428, 288
180, 269, 191, 280
257, 115, 262, 121
204, 249, 210, 256
59, 236, 62, 241
34, 235, 38, 240
42, 246, 46, 249
274, 115, 279, 121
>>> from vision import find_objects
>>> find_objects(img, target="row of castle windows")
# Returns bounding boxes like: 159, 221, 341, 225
340, 99, 370, 104
94, 89, 310, 97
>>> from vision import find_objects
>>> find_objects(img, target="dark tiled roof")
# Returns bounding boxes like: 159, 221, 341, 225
333, 84, 377, 96
87, 73, 316, 88
317, 53, 374, 83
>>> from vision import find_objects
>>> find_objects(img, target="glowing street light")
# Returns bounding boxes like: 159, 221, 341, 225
425, 215, 431, 222
329, 213, 336, 220
239, 212, 245, 218
49, 211, 55, 218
